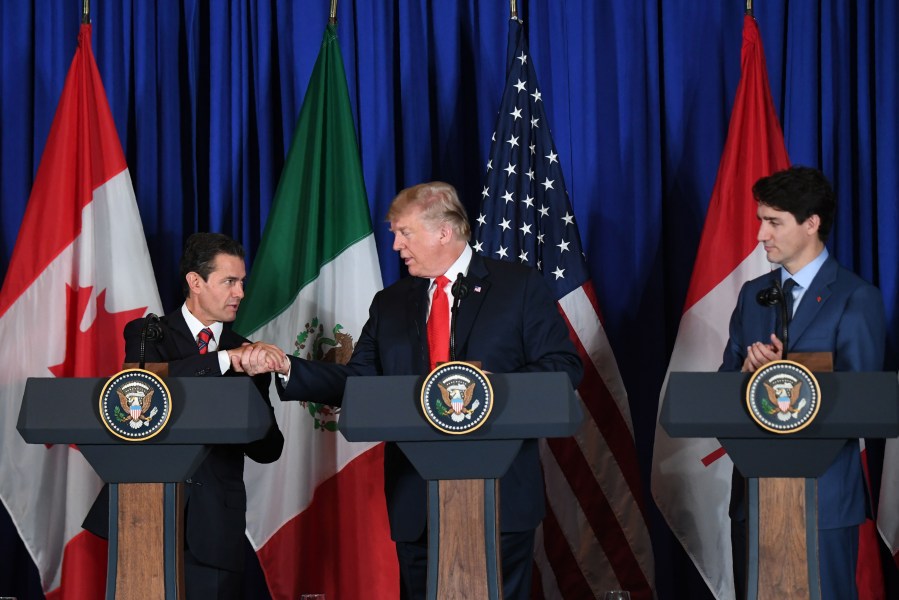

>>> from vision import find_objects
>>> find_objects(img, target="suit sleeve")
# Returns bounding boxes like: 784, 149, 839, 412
834, 283, 886, 372
243, 371, 284, 464
276, 294, 382, 406
123, 317, 222, 376
516, 268, 584, 388
720, 283, 750, 372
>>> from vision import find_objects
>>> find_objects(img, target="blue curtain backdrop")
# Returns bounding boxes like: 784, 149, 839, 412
2, 1, 897, 598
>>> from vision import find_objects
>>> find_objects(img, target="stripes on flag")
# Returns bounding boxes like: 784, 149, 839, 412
473, 18, 654, 599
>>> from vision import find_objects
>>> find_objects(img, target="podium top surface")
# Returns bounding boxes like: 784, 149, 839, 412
340, 371, 582, 442
18, 376, 273, 445
662, 371, 899, 439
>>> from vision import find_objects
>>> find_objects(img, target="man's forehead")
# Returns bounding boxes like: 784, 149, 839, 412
390, 207, 424, 229
209, 253, 246, 275
757, 203, 792, 219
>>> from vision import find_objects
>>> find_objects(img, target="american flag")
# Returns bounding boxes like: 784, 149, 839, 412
473, 19, 655, 599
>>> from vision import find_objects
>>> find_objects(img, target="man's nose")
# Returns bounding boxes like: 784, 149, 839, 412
234, 282, 245, 299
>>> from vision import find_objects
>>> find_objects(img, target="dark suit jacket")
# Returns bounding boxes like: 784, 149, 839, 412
83, 308, 284, 572
279, 254, 583, 541
721, 255, 885, 528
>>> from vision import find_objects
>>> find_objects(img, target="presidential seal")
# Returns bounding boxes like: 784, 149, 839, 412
99, 368, 172, 441
420, 362, 493, 435
746, 360, 821, 434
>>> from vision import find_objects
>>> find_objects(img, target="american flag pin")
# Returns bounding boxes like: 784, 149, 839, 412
474, 285, 482, 293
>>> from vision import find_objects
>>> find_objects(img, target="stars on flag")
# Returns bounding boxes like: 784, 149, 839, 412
472, 26, 590, 301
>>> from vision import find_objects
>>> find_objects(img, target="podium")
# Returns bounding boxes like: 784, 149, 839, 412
661, 369, 899, 599
340, 371, 582, 600
17, 376, 275, 600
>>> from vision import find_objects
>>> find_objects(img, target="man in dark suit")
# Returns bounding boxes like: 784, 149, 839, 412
84, 233, 285, 599
721, 167, 886, 600
241, 182, 582, 600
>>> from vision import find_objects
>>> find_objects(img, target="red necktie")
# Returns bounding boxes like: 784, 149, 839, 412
427, 275, 450, 370
197, 327, 214, 354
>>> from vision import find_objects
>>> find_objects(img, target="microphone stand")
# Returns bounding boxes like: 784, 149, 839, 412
450, 273, 469, 361
774, 279, 789, 360
139, 313, 163, 369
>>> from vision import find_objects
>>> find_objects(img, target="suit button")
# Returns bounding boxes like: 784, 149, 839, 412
186, 478, 192, 484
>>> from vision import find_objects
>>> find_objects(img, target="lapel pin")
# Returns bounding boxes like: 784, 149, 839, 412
474, 285, 482, 293
817, 296, 822, 303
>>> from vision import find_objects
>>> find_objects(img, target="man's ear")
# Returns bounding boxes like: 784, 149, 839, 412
439, 222, 453, 244
805, 214, 821, 237
186, 271, 202, 293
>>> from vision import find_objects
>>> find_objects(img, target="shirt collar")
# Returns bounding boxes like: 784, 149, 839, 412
181, 303, 224, 348
782, 247, 828, 290
431, 244, 473, 288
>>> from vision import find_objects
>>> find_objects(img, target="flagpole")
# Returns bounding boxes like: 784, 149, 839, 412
330, 0, 337, 24
82, 0, 90, 23
745, 0, 753, 17
510, 0, 517, 20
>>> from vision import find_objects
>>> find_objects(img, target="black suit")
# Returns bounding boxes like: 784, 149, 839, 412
83, 308, 284, 598
278, 254, 582, 597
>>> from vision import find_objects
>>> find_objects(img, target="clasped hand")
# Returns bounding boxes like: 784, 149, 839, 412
741, 333, 784, 372
228, 342, 290, 376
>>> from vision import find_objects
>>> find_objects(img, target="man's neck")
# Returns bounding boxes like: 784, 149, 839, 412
782, 242, 825, 275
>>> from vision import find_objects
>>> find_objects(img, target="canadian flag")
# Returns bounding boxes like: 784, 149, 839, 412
649, 15, 790, 600
0, 24, 161, 599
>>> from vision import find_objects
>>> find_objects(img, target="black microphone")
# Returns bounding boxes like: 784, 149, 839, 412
449, 273, 469, 361
755, 279, 789, 359
139, 313, 163, 369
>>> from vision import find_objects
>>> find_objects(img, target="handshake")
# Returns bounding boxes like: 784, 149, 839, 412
226, 342, 290, 377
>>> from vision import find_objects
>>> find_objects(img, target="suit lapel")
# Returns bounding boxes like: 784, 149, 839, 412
409, 277, 430, 372
164, 308, 201, 357
787, 257, 837, 348
453, 255, 491, 356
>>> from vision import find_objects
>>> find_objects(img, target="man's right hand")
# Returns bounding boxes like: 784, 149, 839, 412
741, 333, 784, 372
228, 343, 289, 376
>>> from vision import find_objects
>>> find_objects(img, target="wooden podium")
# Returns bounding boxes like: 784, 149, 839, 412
17, 375, 275, 600
339, 371, 582, 600
661, 362, 899, 599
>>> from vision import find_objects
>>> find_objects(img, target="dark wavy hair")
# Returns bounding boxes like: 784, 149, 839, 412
179, 233, 245, 298
752, 166, 836, 243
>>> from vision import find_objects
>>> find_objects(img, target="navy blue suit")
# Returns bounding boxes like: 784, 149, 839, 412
84, 309, 284, 599
721, 255, 885, 598
278, 254, 582, 598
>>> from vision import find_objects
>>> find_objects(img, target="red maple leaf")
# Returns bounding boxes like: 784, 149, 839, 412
48, 285, 147, 378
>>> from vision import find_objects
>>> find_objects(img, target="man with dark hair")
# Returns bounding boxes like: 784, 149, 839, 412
242, 182, 582, 600
84, 232, 285, 599
721, 166, 885, 599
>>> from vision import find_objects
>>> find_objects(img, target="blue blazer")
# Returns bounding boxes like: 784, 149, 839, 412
721, 255, 886, 528
279, 254, 583, 541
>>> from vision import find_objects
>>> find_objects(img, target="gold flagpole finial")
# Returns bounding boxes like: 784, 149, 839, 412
330, 0, 338, 24
82, 0, 90, 24
510, 0, 518, 20
746, 0, 753, 17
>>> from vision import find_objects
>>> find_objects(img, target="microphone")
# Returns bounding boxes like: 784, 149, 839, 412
755, 279, 789, 359
139, 313, 163, 369
449, 273, 469, 361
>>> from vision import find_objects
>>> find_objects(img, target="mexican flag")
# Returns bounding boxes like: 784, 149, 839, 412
234, 23, 397, 599
0, 24, 162, 598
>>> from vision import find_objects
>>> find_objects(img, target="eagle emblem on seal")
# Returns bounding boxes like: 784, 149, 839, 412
438, 381, 479, 422
763, 380, 806, 421
116, 385, 158, 429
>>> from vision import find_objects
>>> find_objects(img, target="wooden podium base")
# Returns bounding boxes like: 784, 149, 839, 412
108, 482, 185, 599
746, 477, 820, 600
427, 479, 502, 599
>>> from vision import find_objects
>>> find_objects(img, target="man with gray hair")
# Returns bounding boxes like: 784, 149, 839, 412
244, 181, 582, 599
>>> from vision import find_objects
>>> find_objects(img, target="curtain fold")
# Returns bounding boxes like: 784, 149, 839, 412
2, 1, 897, 598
